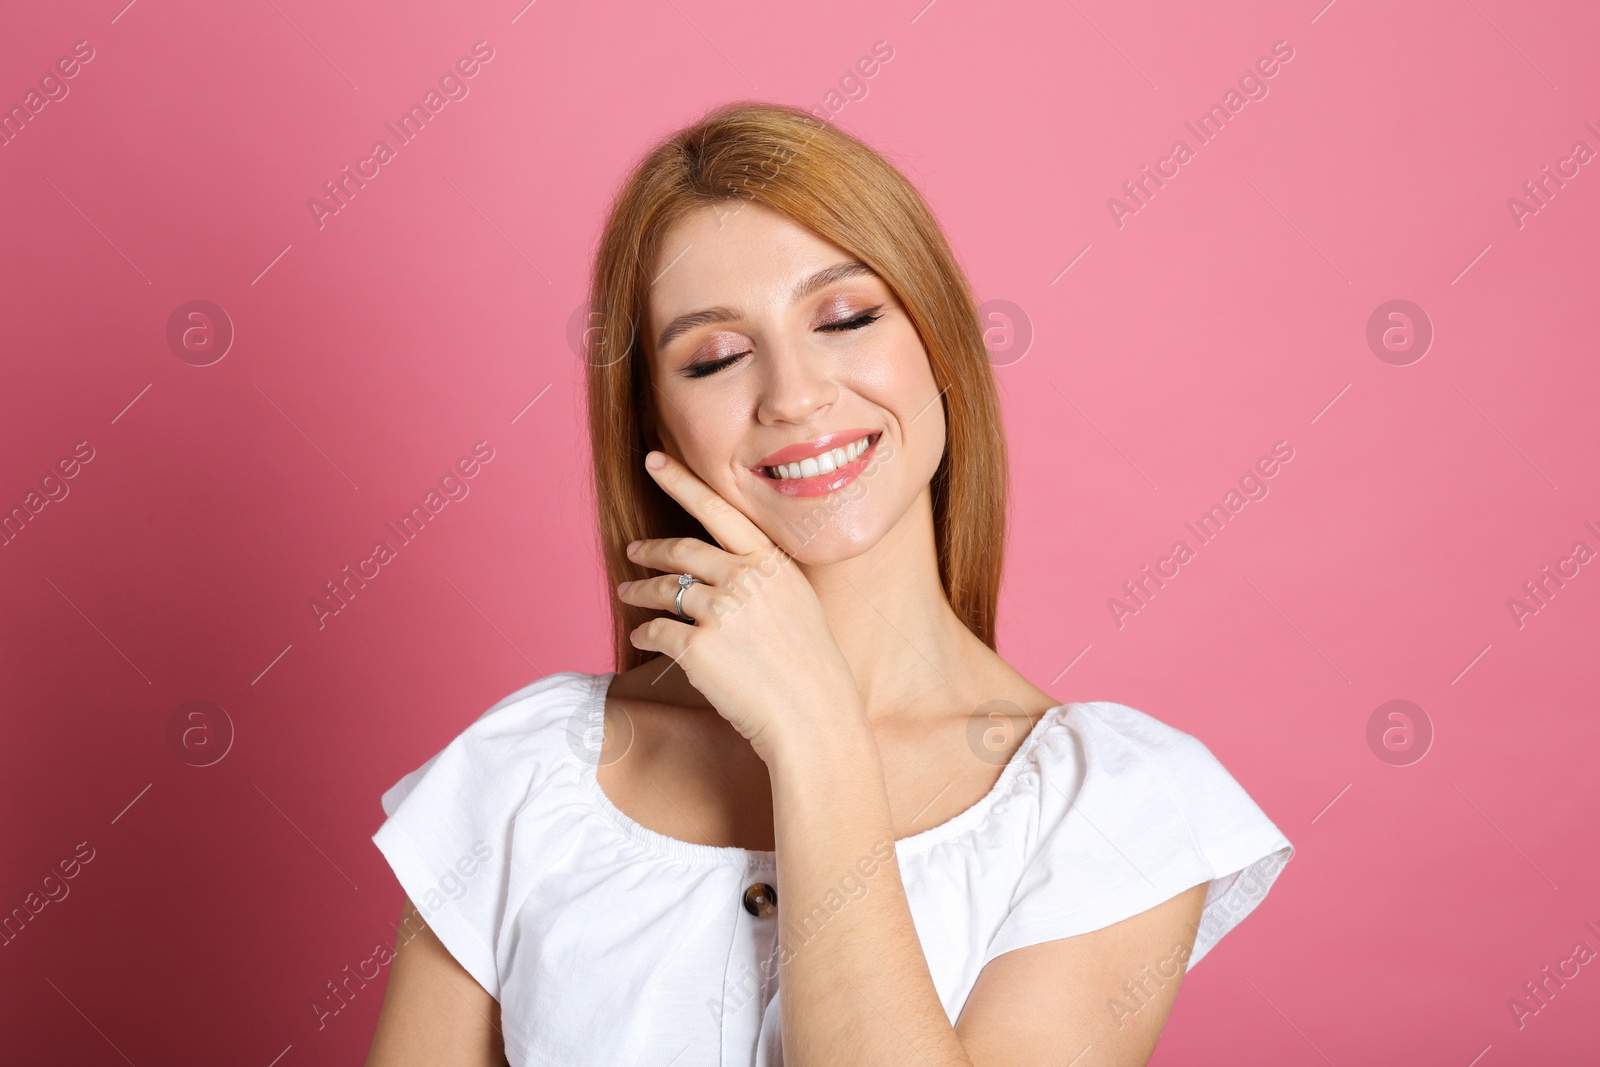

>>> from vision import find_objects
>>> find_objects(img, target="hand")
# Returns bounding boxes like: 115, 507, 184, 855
616, 449, 864, 763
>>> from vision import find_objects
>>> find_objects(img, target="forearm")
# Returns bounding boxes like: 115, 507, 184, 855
768, 716, 972, 1067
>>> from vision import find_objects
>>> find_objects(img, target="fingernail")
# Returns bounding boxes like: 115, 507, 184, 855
626, 540, 641, 554
646, 451, 666, 470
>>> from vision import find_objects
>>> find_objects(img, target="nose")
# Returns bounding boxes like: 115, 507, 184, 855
755, 335, 839, 426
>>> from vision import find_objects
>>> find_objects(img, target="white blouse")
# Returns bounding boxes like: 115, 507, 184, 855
372, 670, 1293, 1066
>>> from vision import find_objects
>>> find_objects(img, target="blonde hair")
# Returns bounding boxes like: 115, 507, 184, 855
583, 101, 1008, 672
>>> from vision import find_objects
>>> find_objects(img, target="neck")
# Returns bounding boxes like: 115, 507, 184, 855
794, 484, 983, 725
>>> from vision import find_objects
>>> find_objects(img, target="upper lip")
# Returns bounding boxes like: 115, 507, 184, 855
752, 428, 878, 470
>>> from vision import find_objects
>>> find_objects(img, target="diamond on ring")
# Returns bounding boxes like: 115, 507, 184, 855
673, 573, 704, 624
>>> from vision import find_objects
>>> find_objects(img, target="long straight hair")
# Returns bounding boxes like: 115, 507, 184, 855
583, 101, 1008, 673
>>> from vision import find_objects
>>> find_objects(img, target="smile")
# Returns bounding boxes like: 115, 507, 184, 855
755, 432, 882, 498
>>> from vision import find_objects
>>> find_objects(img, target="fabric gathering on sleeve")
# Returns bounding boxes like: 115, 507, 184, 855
370, 672, 590, 1002
981, 700, 1293, 972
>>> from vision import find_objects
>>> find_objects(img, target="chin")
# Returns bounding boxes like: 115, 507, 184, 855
774, 536, 868, 567
757, 508, 893, 566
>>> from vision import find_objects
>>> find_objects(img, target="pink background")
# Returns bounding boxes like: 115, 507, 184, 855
3, 0, 1597, 1062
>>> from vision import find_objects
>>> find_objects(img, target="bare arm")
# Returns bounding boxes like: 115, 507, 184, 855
771, 719, 1209, 1066
770, 720, 973, 1065
956, 881, 1209, 1066
364, 897, 510, 1067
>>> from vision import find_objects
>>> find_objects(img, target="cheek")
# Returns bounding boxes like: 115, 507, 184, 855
869, 328, 941, 440
659, 385, 751, 465
845, 323, 934, 402
668, 414, 756, 508
881, 332, 947, 482
851, 335, 946, 495
894, 332, 940, 401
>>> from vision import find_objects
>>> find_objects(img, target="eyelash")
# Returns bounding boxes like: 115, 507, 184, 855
683, 309, 884, 380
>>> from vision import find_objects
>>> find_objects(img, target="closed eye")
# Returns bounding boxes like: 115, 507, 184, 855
682, 307, 884, 379
818, 308, 883, 332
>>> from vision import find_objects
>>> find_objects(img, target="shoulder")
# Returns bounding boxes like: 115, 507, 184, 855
1037, 699, 1256, 804
1045, 698, 1213, 767
1036, 699, 1289, 859
987, 698, 1294, 969
370, 669, 609, 1002
464, 668, 609, 755
378, 669, 608, 819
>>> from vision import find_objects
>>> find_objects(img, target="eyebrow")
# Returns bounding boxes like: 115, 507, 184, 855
654, 260, 880, 353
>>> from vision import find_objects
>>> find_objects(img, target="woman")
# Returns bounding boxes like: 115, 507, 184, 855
366, 101, 1292, 1066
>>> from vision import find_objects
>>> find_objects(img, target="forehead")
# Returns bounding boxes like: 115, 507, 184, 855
647, 202, 854, 326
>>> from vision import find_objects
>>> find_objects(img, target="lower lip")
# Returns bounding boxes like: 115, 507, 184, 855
760, 435, 881, 498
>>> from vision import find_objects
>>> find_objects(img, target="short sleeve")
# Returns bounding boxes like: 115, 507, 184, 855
371, 672, 586, 1000
981, 701, 1293, 971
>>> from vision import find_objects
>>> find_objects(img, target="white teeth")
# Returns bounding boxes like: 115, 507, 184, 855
766, 436, 872, 481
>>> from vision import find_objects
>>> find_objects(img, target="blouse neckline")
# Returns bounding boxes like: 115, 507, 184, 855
575, 669, 1072, 870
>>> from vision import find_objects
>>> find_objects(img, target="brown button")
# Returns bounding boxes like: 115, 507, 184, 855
743, 882, 777, 917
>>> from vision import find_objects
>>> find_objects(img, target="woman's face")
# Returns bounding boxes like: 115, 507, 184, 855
643, 200, 946, 563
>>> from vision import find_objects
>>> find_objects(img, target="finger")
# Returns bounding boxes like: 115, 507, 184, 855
644, 450, 771, 556
629, 615, 694, 662
627, 535, 733, 583
617, 573, 713, 620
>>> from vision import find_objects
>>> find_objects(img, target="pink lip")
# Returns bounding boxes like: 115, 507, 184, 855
752, 431, 882, 499
752, 428, 878, 468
